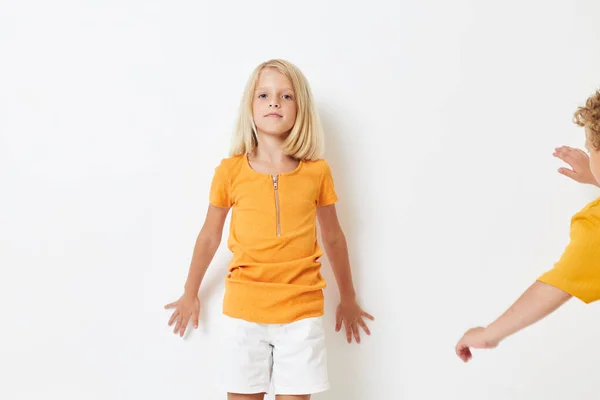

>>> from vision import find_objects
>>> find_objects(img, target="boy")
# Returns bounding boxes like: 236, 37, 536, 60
456, 90, 600, 362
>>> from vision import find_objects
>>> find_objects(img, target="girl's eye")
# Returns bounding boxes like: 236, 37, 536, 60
283, 94, 294, 100
258, 94, 267, 99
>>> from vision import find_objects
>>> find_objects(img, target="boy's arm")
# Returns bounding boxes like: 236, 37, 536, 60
456, 281, 571, 362
317, 204, 374, 343
487, 281, 571, 342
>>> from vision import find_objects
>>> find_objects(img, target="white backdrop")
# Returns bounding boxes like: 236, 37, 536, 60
2, 1, 600, 399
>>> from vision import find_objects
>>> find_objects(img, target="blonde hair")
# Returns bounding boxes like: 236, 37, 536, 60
230, 59, 324, 161
573, 89, 600, 150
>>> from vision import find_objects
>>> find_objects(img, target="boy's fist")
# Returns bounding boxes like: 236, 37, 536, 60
455, 327, 499, 363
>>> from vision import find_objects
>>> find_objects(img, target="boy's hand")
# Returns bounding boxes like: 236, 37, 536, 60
553, 146, 598, 186
455, 326, 499, 363
335, 298, 374, 344
164, 293, 200, 337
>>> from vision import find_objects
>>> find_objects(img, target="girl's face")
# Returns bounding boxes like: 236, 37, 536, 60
585, 127, 600, 184
252, 67, 297, 138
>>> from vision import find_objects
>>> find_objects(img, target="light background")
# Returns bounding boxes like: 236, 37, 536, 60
1, 1, 600, 399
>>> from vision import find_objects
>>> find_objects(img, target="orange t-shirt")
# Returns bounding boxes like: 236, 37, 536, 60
209, 154, 338, 323
537, 197, 600, 303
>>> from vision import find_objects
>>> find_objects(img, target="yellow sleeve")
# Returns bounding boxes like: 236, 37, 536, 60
209, 160, 232, 208
317, 160, 338, 206
537, 206, 600, 304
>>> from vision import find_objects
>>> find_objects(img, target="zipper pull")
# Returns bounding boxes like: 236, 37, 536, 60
272, 174, 278, 189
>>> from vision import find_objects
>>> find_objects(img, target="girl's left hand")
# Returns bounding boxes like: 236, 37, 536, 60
335, 299, 374, 344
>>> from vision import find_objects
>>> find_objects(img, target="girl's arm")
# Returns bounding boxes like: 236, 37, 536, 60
183, 204, 230, 295
456, 281, 571, 362
164, 204, 230, 337
317, 204, 374, 344
317, 204, 355, 300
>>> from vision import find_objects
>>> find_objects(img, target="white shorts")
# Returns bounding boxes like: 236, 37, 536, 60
218, 314, 329, 396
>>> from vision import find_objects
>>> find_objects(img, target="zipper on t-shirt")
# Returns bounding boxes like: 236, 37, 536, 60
271, 174, 281, 236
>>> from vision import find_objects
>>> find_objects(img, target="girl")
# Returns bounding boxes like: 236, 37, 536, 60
456, 90, 600, 362
164, 59, 374, 399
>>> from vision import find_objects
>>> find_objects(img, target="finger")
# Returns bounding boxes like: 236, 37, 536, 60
555, 150, 578, 166
455, 343, 463, 359
456, 342, 471, 362
463, 347, 472, 362
352, 322, 360, 344
168, 310, 180, 326
553, 145, 567, 153
173, 317, 182, 334
555, 145, 574, 152
575, 148, 588, 157
192, 309, 199, 329
459, 348, 471, 362
558, 167, 578, 180
554, 145, 574, 156
179, 316, 189, 337
361, 311, 375, 321
335, 309, 343, 332
557, 145, 575, 153
344, 320, 352, 343
164, 301, 178, 309
358, 317, 371, 335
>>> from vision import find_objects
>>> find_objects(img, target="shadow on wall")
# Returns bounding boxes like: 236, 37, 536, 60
313, 104, 373, 400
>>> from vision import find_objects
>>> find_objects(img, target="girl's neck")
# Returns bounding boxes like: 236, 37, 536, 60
253, 132, 292, 163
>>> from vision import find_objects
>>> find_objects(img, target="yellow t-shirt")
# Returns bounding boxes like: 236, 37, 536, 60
209, 154, 338, 323
537, 197, 600, 303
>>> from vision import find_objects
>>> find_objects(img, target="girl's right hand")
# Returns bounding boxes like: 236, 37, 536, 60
553, 146, 599, 186
164, 293, 200, 337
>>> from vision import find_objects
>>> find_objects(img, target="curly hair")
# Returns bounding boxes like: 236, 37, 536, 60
573, 90, 600, 150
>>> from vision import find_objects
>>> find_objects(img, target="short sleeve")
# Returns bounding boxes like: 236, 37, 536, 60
537, 213, 600, 304
317, 160, 338, 206
209, 160, 232, 208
